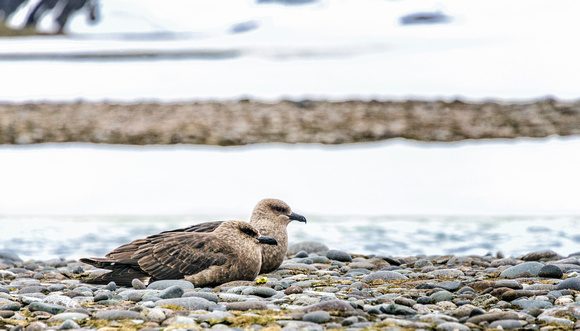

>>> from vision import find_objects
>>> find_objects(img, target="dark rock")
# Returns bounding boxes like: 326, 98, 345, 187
538, 264, 563, 278
29, 302, 66, 315
326, 250, 352, 262
294, 251, 309, 258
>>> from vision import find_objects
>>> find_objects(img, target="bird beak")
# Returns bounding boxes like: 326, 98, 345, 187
288, 212, 307, 223
257, 235, 278, 246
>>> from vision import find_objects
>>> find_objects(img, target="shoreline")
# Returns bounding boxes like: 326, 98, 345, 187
1, 98, 580, 146
1, 244, 579, 330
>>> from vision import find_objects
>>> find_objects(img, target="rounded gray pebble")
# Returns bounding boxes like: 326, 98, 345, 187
436, 322, 470, 331
556, 277, 580, 291
131, 278, 146, 289
159, 285, 184, 299
303, 311, 331, 324
326, 250, 352, 262
59, 319, 80, 330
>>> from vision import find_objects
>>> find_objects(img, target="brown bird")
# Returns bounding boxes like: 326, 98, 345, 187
80, 221, 277, 287
156, 199, 307, 273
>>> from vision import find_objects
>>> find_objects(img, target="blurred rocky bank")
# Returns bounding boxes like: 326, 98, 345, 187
1, 98, 579, 145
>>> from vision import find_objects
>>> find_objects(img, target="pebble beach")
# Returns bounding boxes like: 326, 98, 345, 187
2, 243, 580, 331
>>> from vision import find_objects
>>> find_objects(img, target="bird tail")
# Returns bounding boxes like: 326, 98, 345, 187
80, 257, 149, 286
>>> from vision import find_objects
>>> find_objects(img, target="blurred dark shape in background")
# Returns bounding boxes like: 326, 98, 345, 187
400, 10, 451, 25
0, 0, 26, 21
229, 20, 260, 34
0, 0, 98, 34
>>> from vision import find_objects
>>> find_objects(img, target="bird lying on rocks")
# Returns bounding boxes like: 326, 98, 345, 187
156, 198, 307, 274
80, 221, 278, 287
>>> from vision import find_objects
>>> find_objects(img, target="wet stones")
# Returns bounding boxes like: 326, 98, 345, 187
499, 261, 545, 278
1, 243, 579, 330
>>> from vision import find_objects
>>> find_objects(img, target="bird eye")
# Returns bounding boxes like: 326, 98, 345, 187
241, 227, 257, 237
272, 206, 286, 213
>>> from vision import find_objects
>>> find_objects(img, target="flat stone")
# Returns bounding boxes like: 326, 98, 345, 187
494, 280, 523, 289
522, 250, 560, 261
538, 315, 574, 326
183, 291, 219, 303
362, 271, 407, 282
158, 285, 184, 299
303, 300, 355, 315
325, 250, 352, 262
511, 299, 552, 309
0, 301, 21, 311
278, 263, 318, 271
225, 301, 268, 311
50, 312, 89, 321
242, 287, 278, 297
467, 311, 520, 324
146, 308, 166, 323
499, 262, 544, 278
435, 281, 462, 291
380, 303, 418, 315
489, 320, 525, 329
303, 311, 331, 323
431, 290, 454, 302
156, 297, 218, 311
29, 302, 67, 315
198, 311, 234, 323
436, 322, 470, 331
95, 310, 147, 320
59, 319, 81, 330
147, 279, 195, 290
42, 295, 80, 308
428, 269, 465, 278
278, 320, 324, 330
556, 277, 580, 291
288, 242, 329, 255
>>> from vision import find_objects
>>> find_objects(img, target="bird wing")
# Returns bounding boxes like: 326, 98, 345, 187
133, 232, 232, 280
158, 221, 224, 234
102, 221, 223, 261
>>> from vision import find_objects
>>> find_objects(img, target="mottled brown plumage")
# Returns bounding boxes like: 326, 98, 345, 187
160, 199, 307, 273
80, 221, 277, 287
